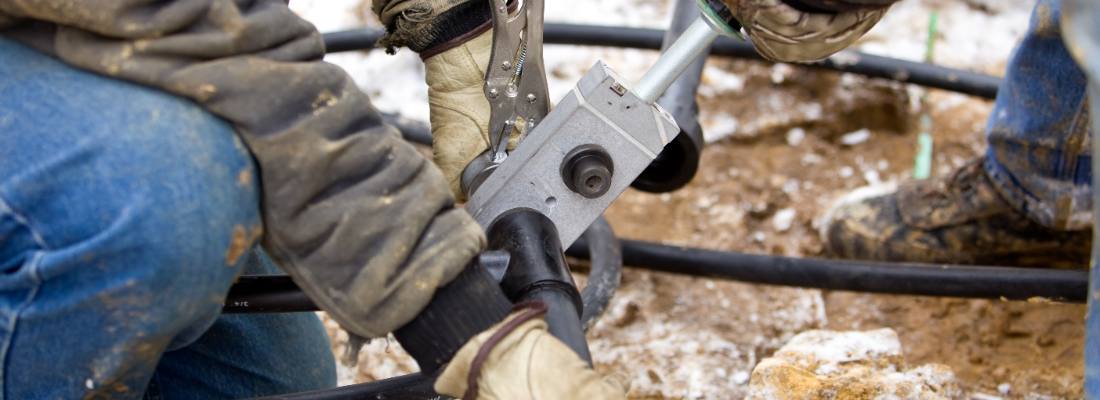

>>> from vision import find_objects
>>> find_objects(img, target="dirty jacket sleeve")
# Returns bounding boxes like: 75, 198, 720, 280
0, 0, 485, 339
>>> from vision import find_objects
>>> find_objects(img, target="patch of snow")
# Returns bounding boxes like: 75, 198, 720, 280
699, 66, 746, 98
702, 112, 740, 143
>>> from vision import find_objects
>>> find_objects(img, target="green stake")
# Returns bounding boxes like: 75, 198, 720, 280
914, 11, 939, 180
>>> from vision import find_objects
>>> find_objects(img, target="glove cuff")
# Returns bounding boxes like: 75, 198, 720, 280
418, 0, 493, 58
783, 0, 897, 12
394, 261, 512, 375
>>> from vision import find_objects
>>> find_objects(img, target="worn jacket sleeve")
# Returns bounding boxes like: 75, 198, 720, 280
0, 0, 484, 339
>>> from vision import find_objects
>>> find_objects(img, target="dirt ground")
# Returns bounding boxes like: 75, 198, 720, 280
305, 1, 1087, 399
323, 63, 1086, 399
591, 59, 1085, 399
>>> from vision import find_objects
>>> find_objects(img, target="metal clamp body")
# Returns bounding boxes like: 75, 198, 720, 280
468, 62, 680, 248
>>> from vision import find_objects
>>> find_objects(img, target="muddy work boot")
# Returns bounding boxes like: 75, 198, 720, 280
820, 159, 1091, 268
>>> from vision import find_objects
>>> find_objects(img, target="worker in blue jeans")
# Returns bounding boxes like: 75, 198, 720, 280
822, 0, 1100, 396
0, 39, 337, 397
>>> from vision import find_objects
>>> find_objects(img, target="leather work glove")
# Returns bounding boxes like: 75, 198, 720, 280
423, 29, 497, 200
721, 0, 893, 62
435, 303, 626, 400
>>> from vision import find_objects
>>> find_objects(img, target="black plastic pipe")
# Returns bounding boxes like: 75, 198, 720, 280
221, 215, 622, 316
321, 24, 1002, 99
566, 239, 1088, 303
488, 209, 593, 363
224, 275, 316, 313
251, 373, 436, 400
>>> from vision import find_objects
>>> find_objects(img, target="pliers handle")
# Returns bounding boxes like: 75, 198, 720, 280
484, 0, 550, 163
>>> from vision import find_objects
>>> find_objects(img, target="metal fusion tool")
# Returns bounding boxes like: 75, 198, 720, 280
466, 1, 741, 248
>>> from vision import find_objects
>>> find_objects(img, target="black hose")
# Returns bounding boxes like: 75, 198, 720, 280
221, 216, 623, 316
578, 217, 622, 329
321, 24, 1002, 99
250, 373, 437, 400
223, 275, 316, 313
566, 239, 1088, 303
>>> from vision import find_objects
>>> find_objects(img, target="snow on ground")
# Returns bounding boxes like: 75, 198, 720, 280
290, 0, 1033, 140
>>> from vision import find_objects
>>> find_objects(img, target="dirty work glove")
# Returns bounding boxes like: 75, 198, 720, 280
720, 0, 893, 62
435, 303, 626, 400
423, 29, 497, 200
373, 0, 517, 200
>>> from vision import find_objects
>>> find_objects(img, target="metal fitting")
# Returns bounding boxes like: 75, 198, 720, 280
461, 151, 499, 196
560, 145, 614, 198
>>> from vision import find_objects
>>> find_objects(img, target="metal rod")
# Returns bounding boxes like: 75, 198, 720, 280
633, 17, 720, 103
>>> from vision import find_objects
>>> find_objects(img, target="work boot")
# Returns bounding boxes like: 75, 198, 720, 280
820, 158, 1091, 268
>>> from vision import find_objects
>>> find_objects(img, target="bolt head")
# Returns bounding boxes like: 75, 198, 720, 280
502, 61, 513, 70
526, 93, 537, 103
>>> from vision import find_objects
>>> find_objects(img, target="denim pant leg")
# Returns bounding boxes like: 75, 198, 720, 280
146, 249, 337, 400
0, 38, 334, 399
1059, 0, 1100, 396
984, 0, 1093, 230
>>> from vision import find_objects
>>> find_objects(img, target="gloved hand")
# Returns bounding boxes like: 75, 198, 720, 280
423, 29, 496, 200
434, 303, 626, 400
722, 0, 892, 62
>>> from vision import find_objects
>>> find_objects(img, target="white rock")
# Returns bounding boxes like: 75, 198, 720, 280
786, 127, 806, 146
746, 328, 961, 399
841, 128, 872, 146
772, 208, 797, 232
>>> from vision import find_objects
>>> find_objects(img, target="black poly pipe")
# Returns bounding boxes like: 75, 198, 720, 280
224, 275, 316, 313
321, 24, 1002, 99
221, 215, 622, 316
488, 209, 593, 363
566, 239, 1088, 303
251, 373, 436, 400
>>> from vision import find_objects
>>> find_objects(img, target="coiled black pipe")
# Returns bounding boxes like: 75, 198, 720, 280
565, 239, 1088, 303
322, 24, 1002, 99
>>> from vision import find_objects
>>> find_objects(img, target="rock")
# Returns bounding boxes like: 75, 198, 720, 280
840, 128, 872, 146
747, 329, 961, 399
772, 208, 797, 232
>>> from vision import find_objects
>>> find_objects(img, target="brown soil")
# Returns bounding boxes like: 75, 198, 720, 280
589, 58, 1085, 398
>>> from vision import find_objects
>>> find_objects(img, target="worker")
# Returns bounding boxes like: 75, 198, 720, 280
821, 0, 1100, 395
0, 0, 890, 398
822, 0, 1092, 268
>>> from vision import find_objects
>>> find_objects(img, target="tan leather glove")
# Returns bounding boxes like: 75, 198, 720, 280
423, 30, 492, 200
723, 0, 889, 62
435, 305, 626, 400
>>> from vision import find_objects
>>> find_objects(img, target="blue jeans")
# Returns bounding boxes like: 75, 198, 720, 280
984, 0, 1093, 230
0, 38, 336, 399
